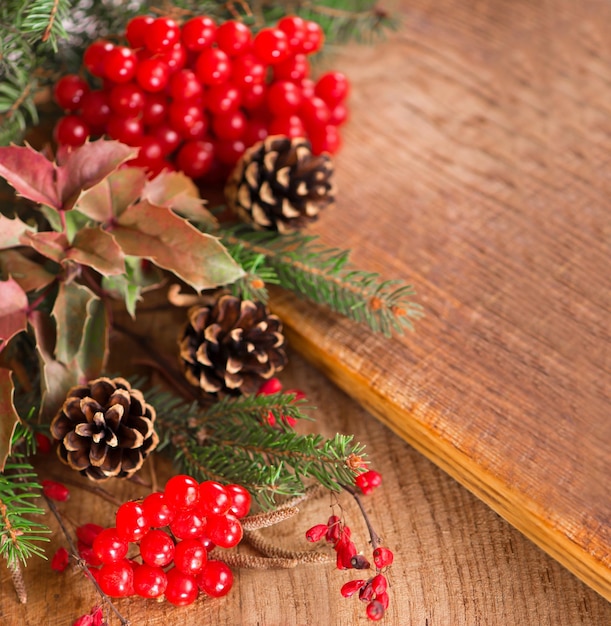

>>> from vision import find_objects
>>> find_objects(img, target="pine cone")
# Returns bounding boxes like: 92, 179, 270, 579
179, 294, 287, 395
225, 135, 335, 234
50, 377, 159, 481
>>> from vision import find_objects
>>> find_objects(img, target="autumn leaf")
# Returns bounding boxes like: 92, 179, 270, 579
68, 227, 126, 276
0, 215, 35, 250
52, 282, 97, 365
110, 200, 244, 292
77, 298, 109, 379
0, 144, 60, 209
56, 140, 138, 210
0, 368, 21, 471
20, 231, 68, 264
75, 167, 148, 223
0, 278, 29, 354
142, 170, 216, 224
0, 249, 56, 293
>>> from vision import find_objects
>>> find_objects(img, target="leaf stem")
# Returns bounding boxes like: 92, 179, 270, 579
341, 483, 382, 551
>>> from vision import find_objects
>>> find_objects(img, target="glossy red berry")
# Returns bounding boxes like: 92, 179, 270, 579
232, 53, 266, 87
78, 541, 103, 567
106, 115, 143, 145
142, 93, 168, 127
142, 491, 175, 528
340, 579, 366, 598
165, 568, 199, 606
268, 113, 305, 138
76, 523, 104, 547
197, 559, 233, 597
182, 16, 217, 52
301, 20, 325, 54
146, 17, 180, 53
42, 479, 69, 502
83, 40, 114, 77
108, 83, 145, 116
355, 469, 383, 495
325, 515, 342, 543
35, 432, 52, 453
174, 538, 207, 575
377, 591, 390, 609
225, 484, 251, 518
175, 140, 214, 178
315, 71, 350, 106
115, 501, 148, 542
51, 546, 70, 572
309, 124, 341, 155
164, 474, 201, 510
274, 53, 310, 82
156, 43, 187, 74
204, 513, 243, 549
240, 82, 266, 111
206, 83, 241, 115
168, 69, 203, 101
257, 378, 283, 395
125, 15, 154, 48
195, 48, 231, 85
253, 27, 290, 64
79, 91, 111, 131
170, 508, 207, 540
97, 560, 134, 597
198, 481, 231, 515
104, 46, 138, 83
133, 563, 167, 598
54, 75, 89, 111
216, 20, 252, 56
306, 523, 328, 543
212, 109, 246, 140
329, 102, 349, 126
366, 600, 385, 621
300, 96, 330, 130
153, 123, 182, 155
92, 528, 128, 564
372, 546, 394, 569
215, 138, 246, 165
53, 115, 89, 147
267, 80, 302, 115
139, 529, 175, 567
168, 100, 204, 135
136, 58, 170, 92
371, 573, 388, 594
277, 15, 307, 51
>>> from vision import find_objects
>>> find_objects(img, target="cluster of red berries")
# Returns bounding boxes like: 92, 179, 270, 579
256, 377, 306, 427
52, 13, 349, 183
72, 605, 105, 626
306, 510, 394, 621
355, 469, 383, 495
51, 475, 250, 606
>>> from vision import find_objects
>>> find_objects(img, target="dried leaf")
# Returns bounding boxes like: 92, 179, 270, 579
111, 200, 244, 292
75, 167, 148, 223
52, 282, 96, 365
0, 144, 60, 209
0, 278, 28, 353
0, 215, 35, 250
0, 250, 56, 293
68, 227, 126, 276
142, 170, 215, 224
55, 140, 138, 210
0, 368, 21, 471
20, 231, 68, 264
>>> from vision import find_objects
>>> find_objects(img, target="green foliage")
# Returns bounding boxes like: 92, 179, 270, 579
151, 388, 365, 509
0, 425, 50, 567
220, 225, 424, 336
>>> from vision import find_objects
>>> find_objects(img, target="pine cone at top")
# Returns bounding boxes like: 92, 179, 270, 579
179, 293, 287, 395
50, 377, 159, 481
225, 135, 336, 234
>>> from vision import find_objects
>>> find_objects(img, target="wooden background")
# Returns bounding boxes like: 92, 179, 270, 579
2, 0, 611, 624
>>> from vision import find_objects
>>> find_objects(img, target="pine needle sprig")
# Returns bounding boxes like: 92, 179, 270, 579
21, 0, 70, 50
220, 226, 424, 336
224, 240, 279, 302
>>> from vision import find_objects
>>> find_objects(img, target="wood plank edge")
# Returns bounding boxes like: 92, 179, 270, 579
281, 324, 611, 602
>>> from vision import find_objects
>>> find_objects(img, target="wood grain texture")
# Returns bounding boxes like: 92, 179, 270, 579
2, 351, 611, 625
270, 0, 611, 602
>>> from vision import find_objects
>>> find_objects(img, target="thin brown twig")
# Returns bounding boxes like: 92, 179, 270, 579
341, 484, 382, 551
43, 494, 130, 626
44, 472, 123, 507
41, 0, 60, 42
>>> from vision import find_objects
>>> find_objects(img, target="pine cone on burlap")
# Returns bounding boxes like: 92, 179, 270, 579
225, 135, 335, 234
179, 294, 287, 395
50, 377, 159, 481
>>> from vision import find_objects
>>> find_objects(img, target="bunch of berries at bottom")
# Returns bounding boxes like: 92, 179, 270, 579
306, 515, 394, 621
52, 13, 349, 184
85, 474, 250, 604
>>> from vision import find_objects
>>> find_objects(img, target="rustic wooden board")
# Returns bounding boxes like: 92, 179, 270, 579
271, 0, 611, 601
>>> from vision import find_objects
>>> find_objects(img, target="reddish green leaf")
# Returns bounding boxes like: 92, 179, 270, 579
0, 249, 56, 293
142, 170, 216, 224
21, 231, 68, 264
111, 200, 244, 292
52, 282, 96, 365
55, 139, 138, 210
0, 215, 35, 250
0, 368, 21, 471
75, 167, 148, 223
68, 227, 126, 276
0, 278, 28, 353
29, 311, 80, 421
0, 144, 60, 209
76, 298, 109, 379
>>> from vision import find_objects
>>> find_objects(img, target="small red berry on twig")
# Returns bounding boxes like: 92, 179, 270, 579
42, 480, 70, 502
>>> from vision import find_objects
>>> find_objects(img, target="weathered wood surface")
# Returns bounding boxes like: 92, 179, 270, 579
2, 351, 611, 625
270, 0, 611, 602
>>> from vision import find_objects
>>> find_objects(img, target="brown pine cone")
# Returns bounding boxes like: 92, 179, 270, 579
225, 135, 335, 234
50, 377, 159, 481
179, 294, 287, 395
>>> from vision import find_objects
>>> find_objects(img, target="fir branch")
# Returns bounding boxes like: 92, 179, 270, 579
220, 226, 424, 336
22, 0, 70, 50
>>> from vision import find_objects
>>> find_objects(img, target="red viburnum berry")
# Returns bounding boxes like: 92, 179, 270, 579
76, 523, 104, 547
42, 480, 70, 502
372, 546, 394, 569
35, 433, 52, 453
51, 546, 70, 572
